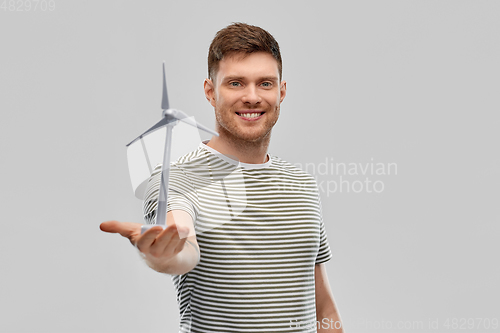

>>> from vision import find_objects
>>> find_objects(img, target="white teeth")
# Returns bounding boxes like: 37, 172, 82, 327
239, 112, 261, 118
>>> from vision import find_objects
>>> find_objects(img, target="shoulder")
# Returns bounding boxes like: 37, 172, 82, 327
151, 146, 210, 172
270, 155, 316, 181
269, 155, 320, 195
172, 146, 209, 167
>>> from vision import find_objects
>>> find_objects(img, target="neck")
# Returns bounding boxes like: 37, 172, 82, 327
206, 131, 271, 164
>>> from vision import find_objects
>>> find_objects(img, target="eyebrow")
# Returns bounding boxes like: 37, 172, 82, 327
223, 75, 279, 83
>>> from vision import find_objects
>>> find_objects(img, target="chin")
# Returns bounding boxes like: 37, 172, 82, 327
236, 130, 272, 143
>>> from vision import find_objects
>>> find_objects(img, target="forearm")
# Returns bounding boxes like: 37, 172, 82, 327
141, 239, 199, 275
315, 264, 344, 332
317, 310, 344, 333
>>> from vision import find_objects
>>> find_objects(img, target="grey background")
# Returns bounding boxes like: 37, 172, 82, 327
1, 1, 498, 332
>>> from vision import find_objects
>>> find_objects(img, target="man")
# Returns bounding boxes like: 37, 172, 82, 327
101, 23, 343, 333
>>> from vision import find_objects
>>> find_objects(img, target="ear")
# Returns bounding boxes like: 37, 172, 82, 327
279, 80, 287, 104
204, 78, 216, 107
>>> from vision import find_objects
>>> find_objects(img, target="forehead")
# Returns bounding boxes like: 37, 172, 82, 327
216, 52, 280, 82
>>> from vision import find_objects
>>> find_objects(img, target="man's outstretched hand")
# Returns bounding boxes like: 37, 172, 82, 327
100, 213, 197, 275
100, 220, 188, 259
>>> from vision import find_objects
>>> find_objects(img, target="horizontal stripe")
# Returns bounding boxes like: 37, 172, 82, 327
144, 143, 332, 333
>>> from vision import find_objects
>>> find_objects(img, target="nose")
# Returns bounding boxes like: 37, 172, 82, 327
241, 86, 261, 105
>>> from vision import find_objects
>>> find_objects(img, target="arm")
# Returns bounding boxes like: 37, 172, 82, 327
315, 263, 344, 333
100, 210, 199, 275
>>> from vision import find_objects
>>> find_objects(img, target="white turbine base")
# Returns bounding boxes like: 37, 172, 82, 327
141, 224, 166, 234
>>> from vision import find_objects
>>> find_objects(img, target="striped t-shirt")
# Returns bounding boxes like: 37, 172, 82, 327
143, 142, 332, 333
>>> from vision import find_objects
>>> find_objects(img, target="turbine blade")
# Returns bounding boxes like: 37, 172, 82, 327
168, 109, 219, 137
126, 117, 173, 147
161, 62, 170, 110
178, 116, 219, 137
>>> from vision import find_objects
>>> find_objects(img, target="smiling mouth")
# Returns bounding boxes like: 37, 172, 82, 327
236, 112, 265, 119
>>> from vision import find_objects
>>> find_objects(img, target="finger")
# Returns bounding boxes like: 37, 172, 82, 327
135, 226, 163, 253
165, 226, 188, 255
101, 220, 146, 243
177, 226, 190, 240
173, 237, 187, 255
100, 220, 122, 233
149, 225, 182, 257
100, 221, 138, 237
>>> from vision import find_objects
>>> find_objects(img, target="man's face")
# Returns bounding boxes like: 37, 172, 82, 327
204, 52, 286, 144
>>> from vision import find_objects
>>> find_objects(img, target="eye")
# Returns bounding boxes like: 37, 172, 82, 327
261, 82, 272, 87
229, 81, 241, 87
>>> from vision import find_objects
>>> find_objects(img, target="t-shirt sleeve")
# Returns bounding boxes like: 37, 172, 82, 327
143, 164, 199, 224
315, 194, 333, 265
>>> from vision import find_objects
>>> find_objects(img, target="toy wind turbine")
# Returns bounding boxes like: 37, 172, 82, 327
126, 63, 219, 233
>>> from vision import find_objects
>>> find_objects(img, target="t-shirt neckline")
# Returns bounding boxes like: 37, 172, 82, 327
200, 141, 272, 170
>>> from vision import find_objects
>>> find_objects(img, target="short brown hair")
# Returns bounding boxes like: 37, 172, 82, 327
208, 22, 282, 81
